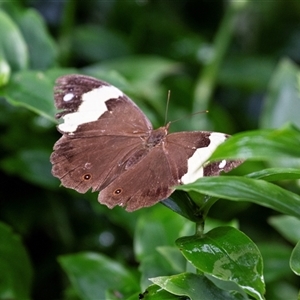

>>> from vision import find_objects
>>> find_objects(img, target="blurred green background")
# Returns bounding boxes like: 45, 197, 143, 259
1, 1, 300, 299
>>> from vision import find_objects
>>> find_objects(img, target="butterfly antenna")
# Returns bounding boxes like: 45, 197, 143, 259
164, 90, 171, 126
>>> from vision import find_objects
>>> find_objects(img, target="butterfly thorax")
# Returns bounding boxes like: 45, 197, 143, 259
145, 126, 168, 149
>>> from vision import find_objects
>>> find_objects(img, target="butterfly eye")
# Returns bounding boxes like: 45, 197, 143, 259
113, 188, 123, 195
83, 173, 92, 181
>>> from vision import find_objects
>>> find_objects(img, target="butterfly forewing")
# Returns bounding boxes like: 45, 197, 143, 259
51, 135, 147, 193
53, 75, 152, 135
51, 75, 153, 194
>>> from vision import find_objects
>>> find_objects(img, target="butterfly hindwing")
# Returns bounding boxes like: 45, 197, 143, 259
98, 131, 241, 211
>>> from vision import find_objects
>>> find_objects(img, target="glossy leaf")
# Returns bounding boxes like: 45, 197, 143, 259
246, 168, 300, 181
59, 252, 139, 300
206, 274, 248, 299
176, 176, 300, 219
260, 58, 300, 129
0, 222, 33, 300
1, 70, 55, 122
210, 124, 300, 163
290, 241, 300, 276
162, 190, 204, 222
151, 273, 245, 300
268, 215, 300, 244
176, 226, 265, 300
131, 284, 179, 300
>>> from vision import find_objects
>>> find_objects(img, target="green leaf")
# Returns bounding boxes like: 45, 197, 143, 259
73, 25, 130, 62
59, 252, 139, 300
162, 190, 204, 222
260, 58, 300, 129
0, 149, 57, 189
151, 273, 245, 300
258, 242, 292, 283
15, 8, 57, 69
0, 10, 28, 70
246, 168, 300, 181
138, 255, 175, 293
134, 206, 187, 288
0, 55, 10, 86
134, 207, 186, 261
176, 227, 265, 300
176, 176, 300, 219
85, 56, 178, 103
130, 284, 179, 300
268, 215, 300, 244
85, 55, 178, 87
156, 246, 186, 274
1, 70, 56, 122
0, 222, 33, 300
210, 124, 300, 163
290, 241, 300, 276
218, 55, 275, 91
206, 274, 248, 299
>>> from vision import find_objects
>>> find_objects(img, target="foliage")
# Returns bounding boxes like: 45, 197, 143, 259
0, 1, 300, 299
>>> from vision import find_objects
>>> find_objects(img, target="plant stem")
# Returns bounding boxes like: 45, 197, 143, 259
193, 1, 249, 113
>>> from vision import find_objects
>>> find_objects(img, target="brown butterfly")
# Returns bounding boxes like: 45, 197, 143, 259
51, 75, 241, 211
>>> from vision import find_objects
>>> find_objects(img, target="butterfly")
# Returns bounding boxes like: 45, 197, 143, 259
50, 74, 242, 211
